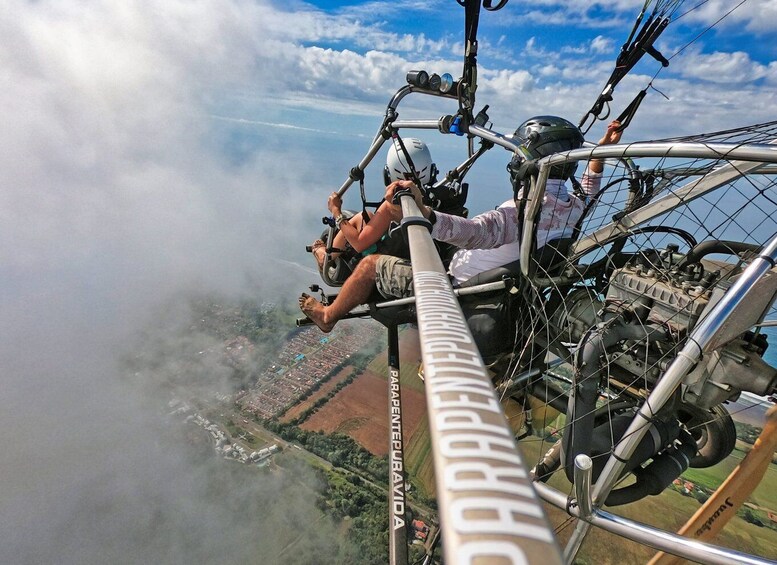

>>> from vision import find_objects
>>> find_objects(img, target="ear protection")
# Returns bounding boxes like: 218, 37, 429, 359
383, 163, 439, 186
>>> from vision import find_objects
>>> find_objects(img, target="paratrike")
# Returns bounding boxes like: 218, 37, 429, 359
297, 1, 777, 563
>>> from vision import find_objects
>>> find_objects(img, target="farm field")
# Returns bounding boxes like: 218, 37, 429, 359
279, 366, 354, 423
300, 371, 427, 457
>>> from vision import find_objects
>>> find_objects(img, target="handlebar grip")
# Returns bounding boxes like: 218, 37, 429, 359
391, 188, 413, 205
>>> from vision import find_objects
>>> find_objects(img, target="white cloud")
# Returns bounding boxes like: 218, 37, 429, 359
0, 1, 347, 562
673, 49, 777, 84
590, 35, 614, 54
680, 0, 777, 35
481, 68, 536, 94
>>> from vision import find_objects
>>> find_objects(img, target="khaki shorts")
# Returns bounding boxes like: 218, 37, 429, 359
375, 255, 414, 299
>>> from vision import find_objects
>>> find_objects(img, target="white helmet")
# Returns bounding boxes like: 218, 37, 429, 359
384, 138, 436, 185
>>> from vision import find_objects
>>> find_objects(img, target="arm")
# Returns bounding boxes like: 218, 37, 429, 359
432, 207, 518, 249
327, 189, 400, 253
580, 120, 623, 196
385, 180, 518, 250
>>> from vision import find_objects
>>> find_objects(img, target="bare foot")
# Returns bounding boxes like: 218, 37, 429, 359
311, 239, 326, 271
299, 292, 335, 333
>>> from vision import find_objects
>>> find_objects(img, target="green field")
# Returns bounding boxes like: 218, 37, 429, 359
512, 438, 777, 562
682, 448, 777, 511
365, 328, 427, 393
404, 416, 435, 498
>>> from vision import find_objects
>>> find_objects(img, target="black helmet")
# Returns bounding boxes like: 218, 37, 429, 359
513, 116, 584, 179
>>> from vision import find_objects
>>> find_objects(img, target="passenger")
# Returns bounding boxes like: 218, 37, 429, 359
300, 117, 622, 333
310, 138, 436, 271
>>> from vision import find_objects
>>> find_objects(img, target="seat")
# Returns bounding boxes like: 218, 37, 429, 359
454, 238, 574, 366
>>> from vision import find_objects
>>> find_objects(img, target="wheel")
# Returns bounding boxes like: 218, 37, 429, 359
677, 403, 737, 468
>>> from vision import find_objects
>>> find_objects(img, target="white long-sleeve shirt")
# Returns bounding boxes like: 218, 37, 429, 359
435, 171, 602, 284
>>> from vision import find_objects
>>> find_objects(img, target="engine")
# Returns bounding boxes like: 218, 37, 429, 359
546, 242, 777, 488
555, 242, 777, 408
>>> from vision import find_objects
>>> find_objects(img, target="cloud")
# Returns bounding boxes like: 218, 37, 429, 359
0, 1, 334, 562
679, 0, 777, 35
673, 49, 777, 84
590, 34, 614, 54
481, 68, 536, 94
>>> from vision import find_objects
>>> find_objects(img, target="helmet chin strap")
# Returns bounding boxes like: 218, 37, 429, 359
391, 132, 423, 189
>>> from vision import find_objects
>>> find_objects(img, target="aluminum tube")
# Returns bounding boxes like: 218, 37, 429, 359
565, 456, 595, 563
378, 279, 510, 310
398, 193, 563, 565
374, 85, 458, 144
335, 134, 389, 197
468, 123, 521, 153
543, 141, 777, 167
685, 234, 777, 351
390, 120, 443, 130
387, 325, 408, 565
384, 85, 414, 115
534, 483, 772, 565
386, 85, 458, 108
589, 511, 774, 565
573, 455, 594, 519
520, 172, 548, 277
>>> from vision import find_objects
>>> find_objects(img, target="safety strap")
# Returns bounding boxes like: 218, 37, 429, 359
392, 132, 423, 189
580, 3, 670, 133
615, 89, 647, 133
349, 166, 379, 223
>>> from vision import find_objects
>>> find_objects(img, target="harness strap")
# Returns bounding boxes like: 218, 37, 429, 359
392, 132, 423, 188
615, 89, 647, 132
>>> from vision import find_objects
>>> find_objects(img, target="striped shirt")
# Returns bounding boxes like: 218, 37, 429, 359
433, 171, 602, 283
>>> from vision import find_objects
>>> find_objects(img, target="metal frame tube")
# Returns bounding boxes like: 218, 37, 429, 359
390, 120, 443, 130
334, 134, 390, 197
296, 279, 513, 327
398, 193, 563, 565
387, 324, 409, 565
534, 482, 771, 565
467, 123, 521, 152
573, 455, 594, 520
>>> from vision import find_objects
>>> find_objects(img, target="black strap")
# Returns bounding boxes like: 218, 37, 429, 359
358, 176, 373, 222
615, 89, 647, 132
580, 4, 671, 132
511, 158, 539, 256
392, 133, 423, 188
569, 175, 584, 200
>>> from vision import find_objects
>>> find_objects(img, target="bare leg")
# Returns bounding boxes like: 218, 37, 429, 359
299, 254, 380, 333
311, 239, 326, 270
311, 213, 370, 271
